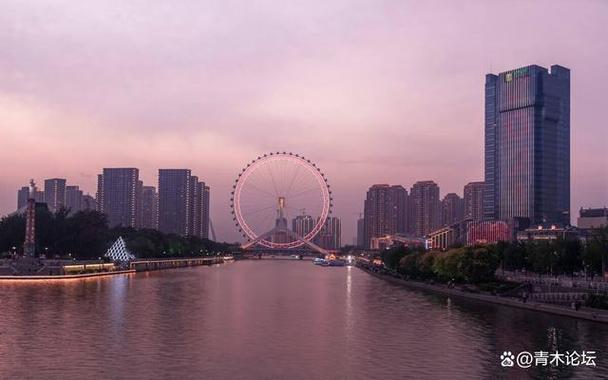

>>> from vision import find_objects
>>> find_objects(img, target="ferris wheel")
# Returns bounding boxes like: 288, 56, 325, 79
231, 152, 332, 250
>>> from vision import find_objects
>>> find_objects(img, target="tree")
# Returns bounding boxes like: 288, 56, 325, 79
554, 238, 582, 275
399, 252, 421, 276
381, 246, 407, 270
500, 241, 527, 271
0, 207, 232, 260
584, 226, 608, 275
526, 241, 553, 274
466, 246, 499, 283
0, 214, 25, 254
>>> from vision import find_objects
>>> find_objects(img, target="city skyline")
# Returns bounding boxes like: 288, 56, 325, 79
1, 1, 607, 244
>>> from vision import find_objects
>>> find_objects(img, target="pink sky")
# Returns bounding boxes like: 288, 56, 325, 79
1, 0, 607, 243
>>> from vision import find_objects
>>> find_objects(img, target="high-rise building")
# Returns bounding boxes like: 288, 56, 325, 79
158, 169, 191, 235
140, 186, 158, 229
484, 65, 570, 225
135, 180, 143, 228
363, 184, 409, 248
44, 178, 66, 213
410, 181, 441, 236
23, 180, 37, 257
441, 193, 464, 226
17, 187, 28, 210
292, 214, 315, 238
189, 177, 201, 237
356, 215, 365, 248
315, 216, 341, 250
388, 185, 409, 234
188, 177, 210, 238
97, 168, 140, 228
65, 185, 83, 214
463, 181, 484, 222
17, 186, 44, 210
96, 174, 104, 212
82, 194, 97, 211
202, 185, 210, 239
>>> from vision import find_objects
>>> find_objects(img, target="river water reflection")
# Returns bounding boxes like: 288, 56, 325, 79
1, 260, 607, 379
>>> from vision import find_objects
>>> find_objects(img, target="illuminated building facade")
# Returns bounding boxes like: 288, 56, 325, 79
466, 220, 510, 246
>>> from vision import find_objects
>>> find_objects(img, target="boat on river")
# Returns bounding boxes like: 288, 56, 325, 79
312, 257, 327, 265
324, 259, 346, 267
312, 257, 345, 267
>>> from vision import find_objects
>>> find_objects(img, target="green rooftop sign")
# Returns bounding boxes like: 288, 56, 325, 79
505, 67, 529, 82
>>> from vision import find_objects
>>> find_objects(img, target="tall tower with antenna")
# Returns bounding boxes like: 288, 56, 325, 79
23, 179, 37, 257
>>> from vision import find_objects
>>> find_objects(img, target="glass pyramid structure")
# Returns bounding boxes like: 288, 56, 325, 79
105, 236, 136, 262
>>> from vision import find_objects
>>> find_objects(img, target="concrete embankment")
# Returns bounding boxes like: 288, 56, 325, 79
0, 257, 227, 281
358, 266, 608, 324
0, 270, 136, 281
129, 257, 224, 272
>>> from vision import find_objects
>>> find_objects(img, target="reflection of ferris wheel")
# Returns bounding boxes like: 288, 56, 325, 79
231, 152, 332, 252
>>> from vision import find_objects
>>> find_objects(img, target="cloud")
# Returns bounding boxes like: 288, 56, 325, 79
0, 0, 607, 242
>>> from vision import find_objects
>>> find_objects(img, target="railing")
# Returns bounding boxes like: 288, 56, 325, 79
497, 270, 608, 292
129, 257, 223, 272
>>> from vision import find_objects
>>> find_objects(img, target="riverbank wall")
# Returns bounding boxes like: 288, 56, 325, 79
129, 257, 224, 272
0, 257, 227, 281
357, 265, 608, 324
0, 269, 136, 281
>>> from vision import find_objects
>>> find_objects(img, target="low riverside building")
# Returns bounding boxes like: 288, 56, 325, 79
577, 207, 608, 230
427, 219, 471, 250
516, 224, 581, 241
370, 234, 427, 250
427, 219, 518, 250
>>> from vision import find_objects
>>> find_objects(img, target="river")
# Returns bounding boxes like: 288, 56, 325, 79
1, 260, 607, 379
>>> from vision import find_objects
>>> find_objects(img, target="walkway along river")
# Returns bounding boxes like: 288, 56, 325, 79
1, 260, 607, 379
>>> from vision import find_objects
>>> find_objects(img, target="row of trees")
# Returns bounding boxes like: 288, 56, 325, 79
0, 207, 233, 260
493, 229, 608, 275
379, 228, 608, 284
382, 245, 499, 284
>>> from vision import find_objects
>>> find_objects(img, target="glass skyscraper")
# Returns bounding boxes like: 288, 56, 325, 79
484, 64, 570, 225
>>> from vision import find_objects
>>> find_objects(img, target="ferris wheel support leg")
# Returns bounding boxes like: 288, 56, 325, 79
240, 228, 328, 256
240, 228, 277, 250
283, 229, 328, 256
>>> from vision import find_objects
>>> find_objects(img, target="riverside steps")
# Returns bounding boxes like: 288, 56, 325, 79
129, 257, 224, 272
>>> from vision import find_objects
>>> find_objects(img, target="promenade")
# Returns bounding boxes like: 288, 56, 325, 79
496, 269, 608, 292
357, 264, 608, 324
0, 256, 229, 280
